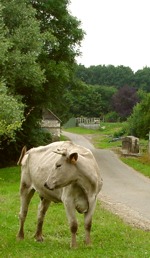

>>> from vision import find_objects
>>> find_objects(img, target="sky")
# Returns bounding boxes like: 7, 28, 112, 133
69, 0, 150, 72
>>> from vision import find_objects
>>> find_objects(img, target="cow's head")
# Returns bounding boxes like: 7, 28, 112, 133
44, 149, 78, 190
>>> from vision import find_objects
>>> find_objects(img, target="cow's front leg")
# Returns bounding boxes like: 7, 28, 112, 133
84, 212, 92, 245
70, 219, 78, 248
34, 198, 51, 242
17, 186, 35, 240
63, 198, 78, 248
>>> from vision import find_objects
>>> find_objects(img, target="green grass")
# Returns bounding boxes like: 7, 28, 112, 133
64, 126, 100, 135
0, 166, 150, 257
121, 156, 150, 178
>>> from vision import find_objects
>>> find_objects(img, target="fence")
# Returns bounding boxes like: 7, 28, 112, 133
76, 117, 100, 129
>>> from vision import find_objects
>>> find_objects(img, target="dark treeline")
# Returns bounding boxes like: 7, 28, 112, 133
75, 64, 150, 92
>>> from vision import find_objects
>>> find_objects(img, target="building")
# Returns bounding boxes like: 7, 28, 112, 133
41, 109, 61, 141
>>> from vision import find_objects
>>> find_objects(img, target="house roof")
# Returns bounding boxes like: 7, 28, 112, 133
42, 109, 62, 122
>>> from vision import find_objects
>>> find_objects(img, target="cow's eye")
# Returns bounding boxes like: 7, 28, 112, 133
56, 164, 61, 169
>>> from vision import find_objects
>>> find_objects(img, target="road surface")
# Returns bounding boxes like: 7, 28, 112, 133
63, 131, 150, 229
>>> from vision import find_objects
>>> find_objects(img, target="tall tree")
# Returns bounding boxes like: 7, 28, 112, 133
0, 0, 84, 165
1, 0, 83, 142
29, 0, 84, 115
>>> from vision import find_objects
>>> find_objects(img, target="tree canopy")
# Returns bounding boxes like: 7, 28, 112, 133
75, 64, 135, 88
0, 0, 84, 166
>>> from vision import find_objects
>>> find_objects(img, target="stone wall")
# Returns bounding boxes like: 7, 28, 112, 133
41, 119, 61, 141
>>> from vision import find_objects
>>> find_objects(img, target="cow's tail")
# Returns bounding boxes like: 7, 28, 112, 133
17, 146, 27, 165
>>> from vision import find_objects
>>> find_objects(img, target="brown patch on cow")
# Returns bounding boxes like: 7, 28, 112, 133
20, 182, 29, 194
70, 221, 78, 234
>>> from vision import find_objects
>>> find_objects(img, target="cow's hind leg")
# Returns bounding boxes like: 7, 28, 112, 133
17, 185, 35, 240
34, 198, 51, 242
84, 200, 96, 245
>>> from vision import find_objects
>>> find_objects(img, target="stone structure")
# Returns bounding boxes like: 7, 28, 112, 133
41, 109, 61, 141
122, 136, 139, 154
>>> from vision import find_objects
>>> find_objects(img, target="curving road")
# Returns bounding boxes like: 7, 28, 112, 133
63, 131, 150, 227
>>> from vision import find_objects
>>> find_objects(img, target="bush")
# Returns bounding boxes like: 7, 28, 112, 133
105, 111, 120, 122
127, 93, 150, 139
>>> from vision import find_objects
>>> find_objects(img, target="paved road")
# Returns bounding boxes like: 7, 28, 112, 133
63, 131, 150, 223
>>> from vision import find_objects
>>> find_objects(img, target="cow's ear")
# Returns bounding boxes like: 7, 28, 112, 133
69, 153, 78, 164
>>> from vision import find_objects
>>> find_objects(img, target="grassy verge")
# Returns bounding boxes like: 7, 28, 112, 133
64, 126, 100, 135
0, 166, 150, 257
121, 155, 150, 178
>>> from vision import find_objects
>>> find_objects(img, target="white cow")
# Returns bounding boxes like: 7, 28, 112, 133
17, 141, 103, 248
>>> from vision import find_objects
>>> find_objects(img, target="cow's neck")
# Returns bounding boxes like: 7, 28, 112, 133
76, 156, 99, 196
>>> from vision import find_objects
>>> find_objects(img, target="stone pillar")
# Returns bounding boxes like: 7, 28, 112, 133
122, 136, 139, 154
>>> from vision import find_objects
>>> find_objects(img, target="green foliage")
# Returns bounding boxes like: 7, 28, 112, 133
25, 128, 52, 147
64, 82, 117, 120
134, 67, 150, 92
64, 83, 102, 117
29, 0, 84, 116
0, 82, 25, 141
105, 111, 119, 122
0, 166, 150, 257
0, 3, 11, 64
75, 64, 134, 88
0, 0, 84, 165
1, 0, 45, 100
127, 93, 150, 138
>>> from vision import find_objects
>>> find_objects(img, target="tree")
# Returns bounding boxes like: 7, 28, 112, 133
0, 82, 25, 141
1, 0, 84, 145
64, 82, 102, 117
134, 67, 150, 92
0, 4, 25, 142
127, 93, 150, 138
29, 0, 84, 116
94, 85, 117, 115
112, 85, 138, 120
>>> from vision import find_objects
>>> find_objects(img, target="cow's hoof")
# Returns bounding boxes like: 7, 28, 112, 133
35, 235, 44, 242
70, 243, 78, 249
17, 234, 24, 241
